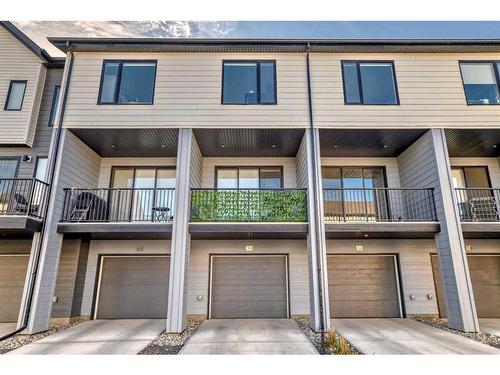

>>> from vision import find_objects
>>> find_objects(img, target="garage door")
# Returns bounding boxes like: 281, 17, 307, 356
210, 255, 289, 319
432, 254, 500, 318
95, 255, 170, 319
328, 255, 402, 318
0, 255, 29, 322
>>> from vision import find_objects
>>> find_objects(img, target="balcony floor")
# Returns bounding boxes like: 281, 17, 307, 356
324, 221, 440, 239
57, 222, 172, 240
461, 222, 500, 239
0, 215, 43, 237
189, 222, 309, 240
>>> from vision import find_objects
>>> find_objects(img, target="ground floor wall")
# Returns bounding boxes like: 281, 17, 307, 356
326, 239, 439, 316
187, 239, 311, 317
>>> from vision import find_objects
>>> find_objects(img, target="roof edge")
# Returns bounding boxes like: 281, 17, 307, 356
1, 21, 55, 63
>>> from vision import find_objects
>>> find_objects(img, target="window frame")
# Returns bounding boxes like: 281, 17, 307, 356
97, 60, 158, 105
341, 61, 400, 105
0, 157, 21, 178
451, 166, 492, 188
321, 166, 388, 189
215, 166, 284, 189
109, 166, 176, 188
33, 156, 49, 181
4, 80, 27, 111
221, 60, 278, 105
458, 60, 500, 106
48, 85, 61, 126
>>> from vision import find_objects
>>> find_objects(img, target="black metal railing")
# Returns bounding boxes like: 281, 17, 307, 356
0, 178, 49, 219
455, 188, 500, 222
61, 188, 175, 222
190, 189, 308, 222
323, 188, 437, 222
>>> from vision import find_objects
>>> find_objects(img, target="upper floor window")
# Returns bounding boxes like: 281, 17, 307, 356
0, 158, 19, 178
4, 81, 27, 110
48, 85, 60, 126
342, 62, 399, 105
460, 62, 500, 105
98, 61, 157, 104
216, 166, 283, 189
222, 61, 277, 104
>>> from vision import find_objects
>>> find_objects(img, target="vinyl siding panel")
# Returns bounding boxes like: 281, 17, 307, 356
188, 240, 310, 316
0, 27, 46, 145
63, 52, 309, 129
310, 53, 500, 128
327, 239, 439, 315
296, 134, 308, 189
190, 136, 202, 188
201, 157, 298, 188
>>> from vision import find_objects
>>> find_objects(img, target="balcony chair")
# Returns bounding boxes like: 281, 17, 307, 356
68, 192, 108, 222
469, 196, 500, 222
9, 193, 39, 216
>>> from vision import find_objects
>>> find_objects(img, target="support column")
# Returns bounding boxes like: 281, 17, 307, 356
166, 128, 199, 333
297, 129, 330, 332
398, 129, 479, 332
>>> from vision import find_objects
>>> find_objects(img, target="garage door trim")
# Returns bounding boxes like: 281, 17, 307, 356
93, 254, 170, 320
208, 254, 290, 319
327, 254, 404, 318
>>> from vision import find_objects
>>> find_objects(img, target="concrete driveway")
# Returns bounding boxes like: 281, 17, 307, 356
332, 318, 499, 354
0, 323, 16, 338
181, 319, 317, 354
9, 319, 165, 355
480, 319, 500, 337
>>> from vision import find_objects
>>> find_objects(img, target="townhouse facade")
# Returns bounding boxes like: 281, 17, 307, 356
1, 25, 499, 337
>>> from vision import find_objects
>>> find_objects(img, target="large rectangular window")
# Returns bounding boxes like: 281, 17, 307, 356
4, 81, 27, 110
216, 166, 283, 188
222, 61, 277, 104
342, 62, 399, 105
460, 62, 500, 105
48, 85, 60, 126
98, 61, 157, 104
0, 158, 19, 178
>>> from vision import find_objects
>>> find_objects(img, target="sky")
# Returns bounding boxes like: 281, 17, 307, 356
13, 21, 500, 57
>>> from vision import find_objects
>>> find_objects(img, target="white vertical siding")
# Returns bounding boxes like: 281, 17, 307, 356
187, 240, 310, 316
200, 157, 298, 188
326, 239, 439, 315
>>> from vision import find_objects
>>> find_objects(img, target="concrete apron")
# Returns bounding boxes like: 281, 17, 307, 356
181, 319, 318, 355
479, 319, 500, 337
332, 318, 499, 355
8, 319, 165, 355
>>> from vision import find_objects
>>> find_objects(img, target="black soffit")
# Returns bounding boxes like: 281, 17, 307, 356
70, 128, 179, 157
445, 129, 500, 157
193, 129, 305, 157
319, 129, 428, 157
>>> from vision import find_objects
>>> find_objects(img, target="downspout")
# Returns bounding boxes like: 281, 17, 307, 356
0, 46, 74, 341
305, 43, 326, 347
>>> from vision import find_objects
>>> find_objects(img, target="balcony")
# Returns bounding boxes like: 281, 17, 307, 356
58, 187, 175, 239
0, 178, 49, 234
322, 188, 439, 238
455, 188, 500, 237
189, 189, 308, 239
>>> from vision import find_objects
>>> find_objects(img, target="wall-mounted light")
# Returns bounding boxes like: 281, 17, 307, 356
409, 294, 416, 300
22, 155, 32, 163
427, 294, 434, 300
196, 295, 204, 301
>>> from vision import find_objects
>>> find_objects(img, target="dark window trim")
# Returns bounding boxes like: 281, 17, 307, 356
341, 61, 400, 105
48, 85, 61, 127
109, 166, 176, 189
221, 60, 277, 105
4, 80, 27, 111
97, 60, 157, 105
214, 166, 284, 189
0, 156, 21, 178
451, 166, 492, 188
321, 166, 388, 188
33, 156, 48, 180
458, 60, 500, 106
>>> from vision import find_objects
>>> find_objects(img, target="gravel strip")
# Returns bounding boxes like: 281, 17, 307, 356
413, 317, 500, 349
0, 319, 86, 354
294, 318, 360, 355
139, 317, 203, 355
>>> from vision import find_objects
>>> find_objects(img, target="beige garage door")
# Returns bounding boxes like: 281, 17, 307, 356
328, 255, 402, 318
95, 255, 170, 319
0, 255, 29, 322
432, 254, 500, 318
210, 255, 289, 319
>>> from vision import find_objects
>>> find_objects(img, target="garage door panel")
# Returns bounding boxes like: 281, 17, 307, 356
330, 301, 401, 318
328, 255, 401, 318
96, 256, 169, 319
210, 256, 288, 319
0, 255, 29, 322
211, 301, 288, 319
